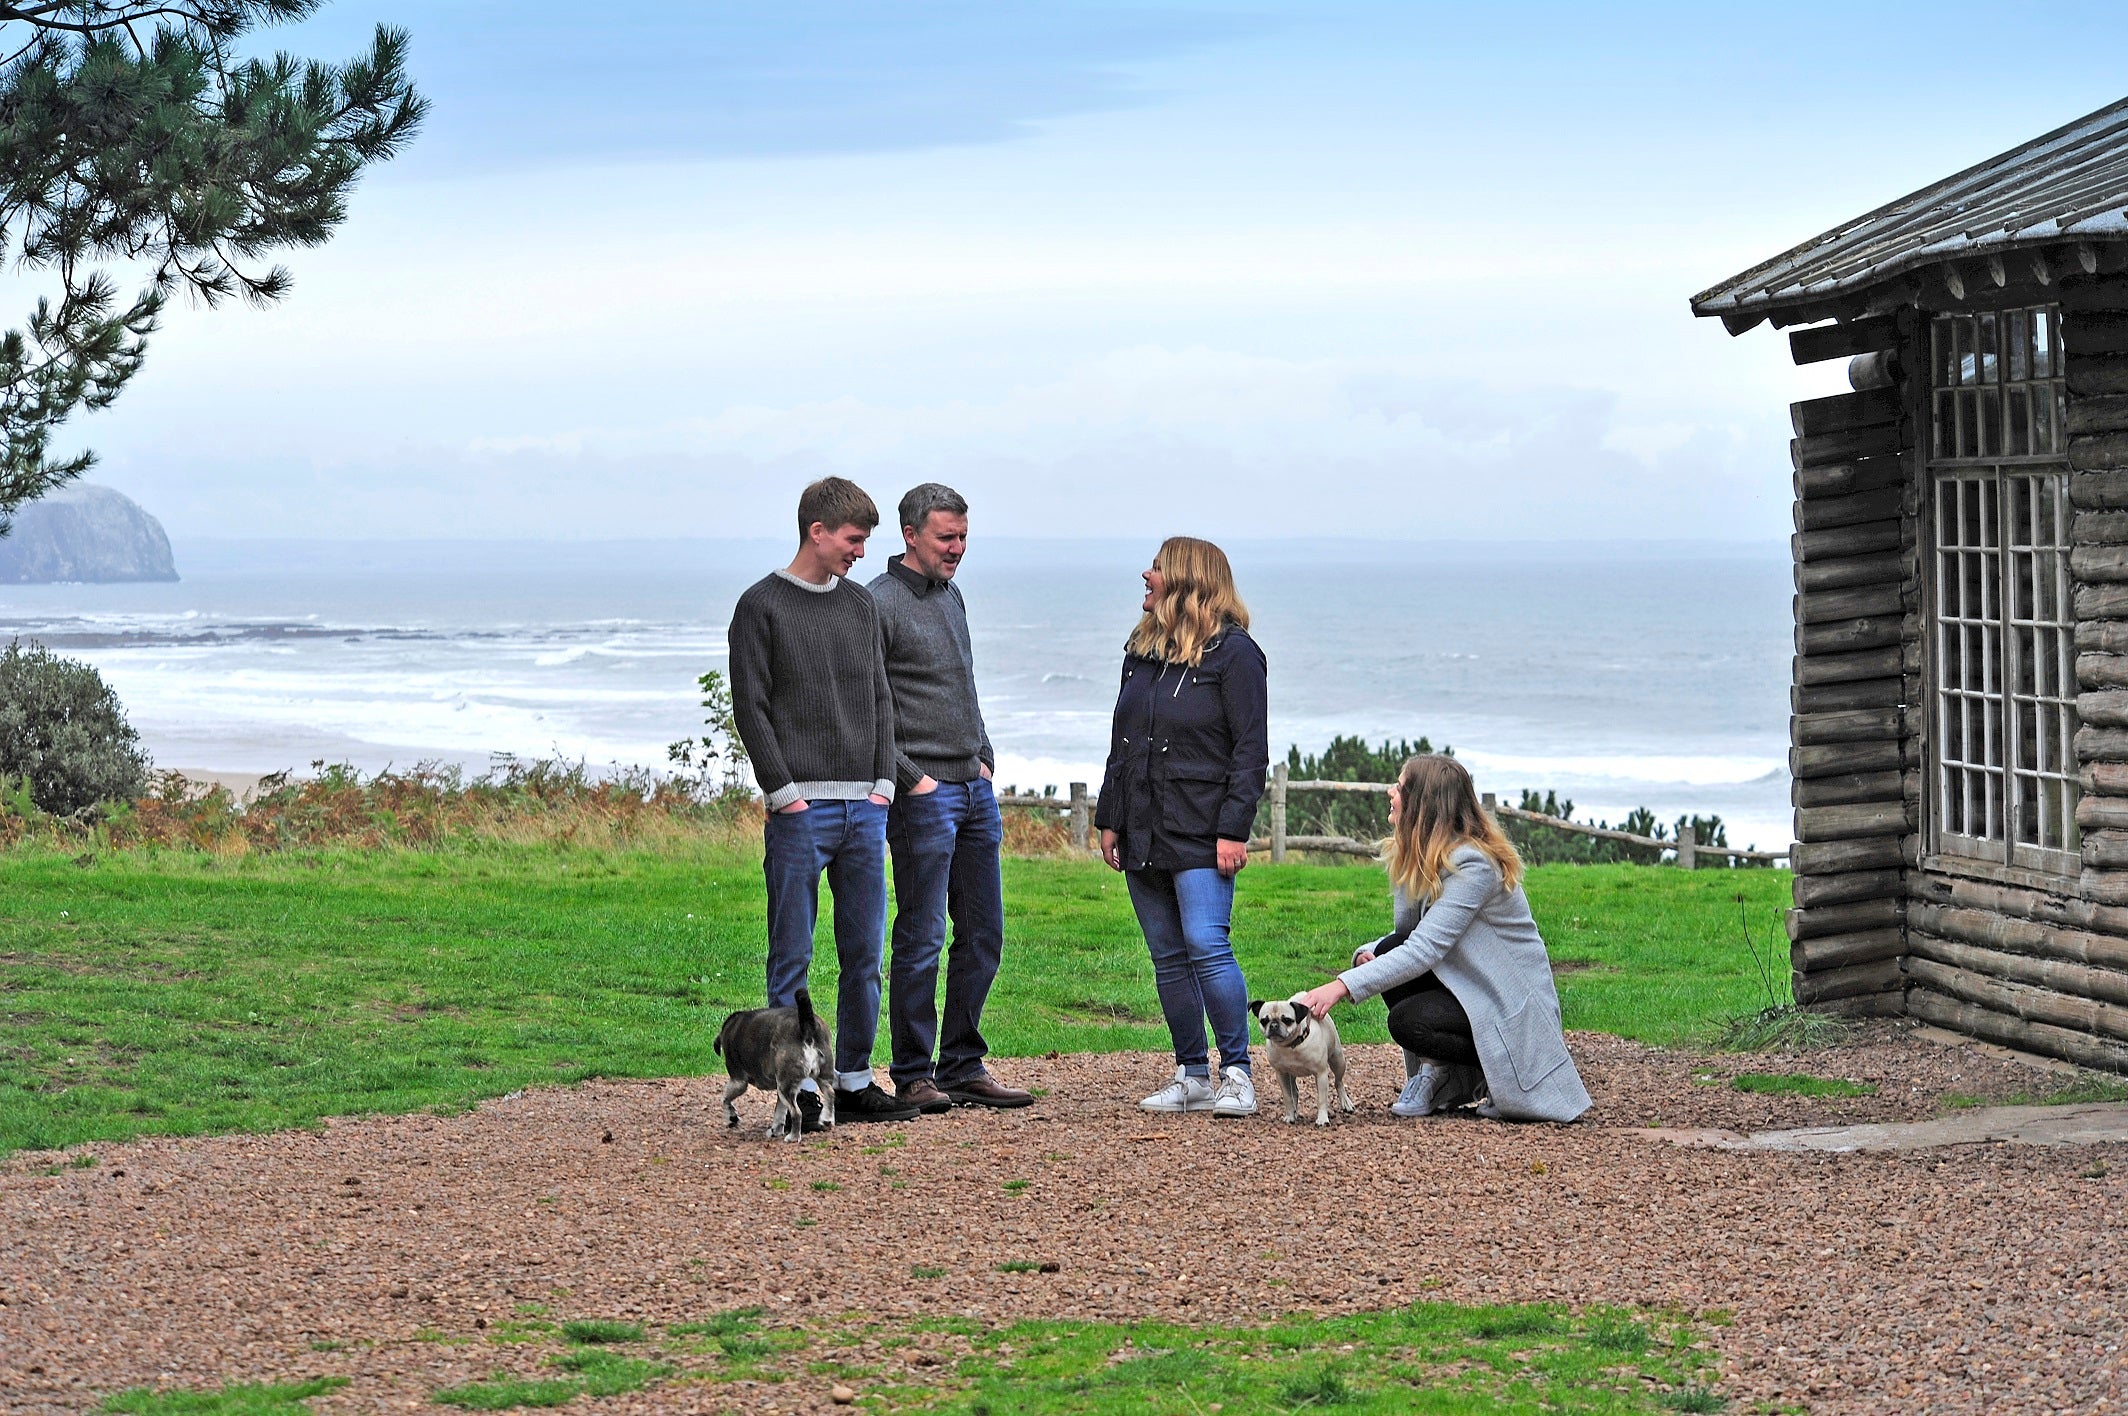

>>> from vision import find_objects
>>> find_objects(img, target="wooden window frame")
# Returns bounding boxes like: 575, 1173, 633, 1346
1920, 305, 2080, 881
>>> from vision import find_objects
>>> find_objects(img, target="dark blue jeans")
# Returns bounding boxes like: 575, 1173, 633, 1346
1125, 866, 1251, 1077
886, 778, 1005, 1088
762, 797, 889, 1087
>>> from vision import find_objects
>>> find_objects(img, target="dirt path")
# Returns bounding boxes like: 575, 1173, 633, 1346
3, 1025, 2122, 1414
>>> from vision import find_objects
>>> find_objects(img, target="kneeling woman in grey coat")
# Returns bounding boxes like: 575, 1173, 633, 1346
1296, 754, 1590, 1123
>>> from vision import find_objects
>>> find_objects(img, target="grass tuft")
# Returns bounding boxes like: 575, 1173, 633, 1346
557, 1319, 643, 1345
101, 1378, 349, 1414
1711, 1005, 1852, 1053
1730, 1073, 1876, 1098
429, 1377, 580, 1410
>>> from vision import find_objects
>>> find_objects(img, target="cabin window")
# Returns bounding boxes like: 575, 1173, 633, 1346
1927, 307, 2078, 873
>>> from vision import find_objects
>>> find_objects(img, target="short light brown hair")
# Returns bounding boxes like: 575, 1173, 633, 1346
796, 477, 879, 538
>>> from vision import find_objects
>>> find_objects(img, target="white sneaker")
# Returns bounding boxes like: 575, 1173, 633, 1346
1391, 1065, 1447, 1118
1140, 1067, 1215, 1113
1211, 1065, 1257, 1119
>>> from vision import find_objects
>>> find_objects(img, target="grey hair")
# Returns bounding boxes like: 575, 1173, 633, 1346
897, 482, 968, 536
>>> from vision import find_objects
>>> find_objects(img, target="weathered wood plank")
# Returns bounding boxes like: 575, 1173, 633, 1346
2076, 689, 2128, 728
1909, 934, 2128, 1008
1792, 770, 1910, 809
1906, 956, 2128, 1044
1792, 835, 1913, 875
2077, 725, 2128, 763
2067, 394, 2128, 437
1788, 896, 1902, 941
1792, 676, 1909, 714
2073, 543, 2128, 584
1796, 613, 1906, 656
1792, 707, 1904, 746
2082, 869, 2128, 908
1794, 869, 1903, 910
2082, 760, 2128, 796
1793, 954, 1904, 1002
1794, 486, 1906, 533
1792, 425, 1906, 470
2077, 620, 2128, 654
2070, 470, 2128, 510
2074, 583, 2128, 620
1793, 519, 1902, 562
2070, 432, 2128, 473
1908, 989, 2128, 1072
1790, 317, 1899, 366
2073, 510, 2128, 545
1795, 553, 1908, 593
1795, 799, 1913, 842
1796, 645, 1906, 686
1791, 388, 1903, 438
2085, 831, 2128, 869
2077, 794, 2128, 832
2076, 654, 2128, 691
1908, 901, 2128, 971
2056, 276, 2128, 312
1797, 582, 1905, 625
1816, 990, 1907, 1018
1911, 872, 2128, 939
2063, 312, 2128, 358
2067, 352, 2128, 398
1791, 740, 1908, 779
1795, 458, 1904, 501
1846, 349, 1902, 392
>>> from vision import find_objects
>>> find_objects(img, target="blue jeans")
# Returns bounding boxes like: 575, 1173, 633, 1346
762, 797, 889, 1088
1125, 866, 1251, 1077
886, 778, 1005, 1088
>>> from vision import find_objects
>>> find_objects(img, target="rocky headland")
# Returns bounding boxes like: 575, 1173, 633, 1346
0, 483, 178, 583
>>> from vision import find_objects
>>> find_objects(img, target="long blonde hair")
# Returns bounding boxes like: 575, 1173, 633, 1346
1125, 536, 1249, 667
1382, 754, 1524, 904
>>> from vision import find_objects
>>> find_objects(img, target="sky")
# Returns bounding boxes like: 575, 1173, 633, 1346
34, 0, 2128, 542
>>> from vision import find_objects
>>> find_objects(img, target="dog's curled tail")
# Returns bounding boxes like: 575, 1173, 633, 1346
793, 986, 828, 1047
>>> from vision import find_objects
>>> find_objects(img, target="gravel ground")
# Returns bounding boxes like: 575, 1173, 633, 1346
2, 1022, 2123, 1415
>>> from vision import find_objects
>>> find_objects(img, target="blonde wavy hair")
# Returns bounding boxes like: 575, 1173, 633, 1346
1382, 754, 1524, 904
1125, 537, 1249, 667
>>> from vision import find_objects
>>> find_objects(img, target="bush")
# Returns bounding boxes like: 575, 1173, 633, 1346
0, 640, 150, 815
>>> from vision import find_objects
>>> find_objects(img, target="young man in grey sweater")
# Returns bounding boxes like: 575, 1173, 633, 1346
727, 477, 920, 1126
870, 484, 1032, 1112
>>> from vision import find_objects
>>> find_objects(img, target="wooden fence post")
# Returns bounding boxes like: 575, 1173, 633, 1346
1069, 782, 1090, 853
1677, 824, 1697, 871
1270, 762, 1288, 863
1481, 792, 1497, 821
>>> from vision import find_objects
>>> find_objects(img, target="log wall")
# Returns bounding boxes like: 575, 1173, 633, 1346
1888, 271, 2128, 1071
1785, 311, 1919, 1015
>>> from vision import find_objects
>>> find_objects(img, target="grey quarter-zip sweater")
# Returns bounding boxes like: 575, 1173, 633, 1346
867, 554, 994, 791
727, 569, 897, 811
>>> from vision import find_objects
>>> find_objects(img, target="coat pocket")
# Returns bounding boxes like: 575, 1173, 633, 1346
1493, 993, 1572, 1093
1154, 769, 1226, 839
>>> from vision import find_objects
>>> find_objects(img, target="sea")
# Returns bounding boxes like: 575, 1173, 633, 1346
0, 537, 1797, 853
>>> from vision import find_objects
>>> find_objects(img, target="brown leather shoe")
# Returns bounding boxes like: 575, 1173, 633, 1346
896, 1078, 953, 1115
941, 1075, 1034, 1109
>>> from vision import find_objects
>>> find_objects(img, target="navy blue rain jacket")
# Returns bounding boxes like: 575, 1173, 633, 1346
1094, 625, 1269, 872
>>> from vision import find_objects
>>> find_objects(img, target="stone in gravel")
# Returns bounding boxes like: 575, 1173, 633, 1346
830, 1385, 856, 1404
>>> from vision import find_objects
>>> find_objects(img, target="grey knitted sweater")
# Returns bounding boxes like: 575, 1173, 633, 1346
868, 555, 994, 790
727, 570, 897, 811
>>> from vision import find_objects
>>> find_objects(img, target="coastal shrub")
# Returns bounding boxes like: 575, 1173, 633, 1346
0, 640, 150, 816
1261, 734, 1446, 841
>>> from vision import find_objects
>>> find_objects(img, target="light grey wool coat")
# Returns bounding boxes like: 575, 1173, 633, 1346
1337, 845, 1591, 1123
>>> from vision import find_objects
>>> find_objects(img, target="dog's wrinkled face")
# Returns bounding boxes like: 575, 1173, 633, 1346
1253, 999, 1309, 1045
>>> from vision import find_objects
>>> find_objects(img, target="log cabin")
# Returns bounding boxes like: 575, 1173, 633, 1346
1692, 97, 2128, 1071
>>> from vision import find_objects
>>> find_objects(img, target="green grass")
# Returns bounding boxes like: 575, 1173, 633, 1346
1944, 1073, 2128, 1108
555, 1319, 643, 1345
0, 842, 1791, 1155
100, 1378, 349, 1414
1729, 1073, 1877, 1098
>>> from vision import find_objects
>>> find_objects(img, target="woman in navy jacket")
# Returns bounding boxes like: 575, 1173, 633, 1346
1095, 537, 1269, 1119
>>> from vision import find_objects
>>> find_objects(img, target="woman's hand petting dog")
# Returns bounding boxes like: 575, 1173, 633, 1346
1297, 979, 1350, 1020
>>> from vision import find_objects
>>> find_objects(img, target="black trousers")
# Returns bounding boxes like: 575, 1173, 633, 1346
1381, 971, 1479, 1067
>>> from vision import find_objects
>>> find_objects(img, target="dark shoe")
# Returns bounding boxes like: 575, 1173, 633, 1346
942, 1074, 1035, 1109
796, 1089, 830, 1134
896, 1078, 954, 1115
836, 1082, 921, 1123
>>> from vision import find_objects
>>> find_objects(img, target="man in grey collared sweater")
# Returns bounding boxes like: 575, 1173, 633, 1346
727, 477, 920, 1127
869, 483, 1032, 1112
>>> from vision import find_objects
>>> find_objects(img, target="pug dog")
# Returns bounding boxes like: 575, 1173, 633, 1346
713, 987, 837, 1141
1250, 995, 1354, 1126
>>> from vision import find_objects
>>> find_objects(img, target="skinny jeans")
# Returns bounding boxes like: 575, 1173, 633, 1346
1125, 866, 1251, 1077
761, 798, 889, 1087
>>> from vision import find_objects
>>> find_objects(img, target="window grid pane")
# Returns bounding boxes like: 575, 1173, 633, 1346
1928, 305, 2079, 871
